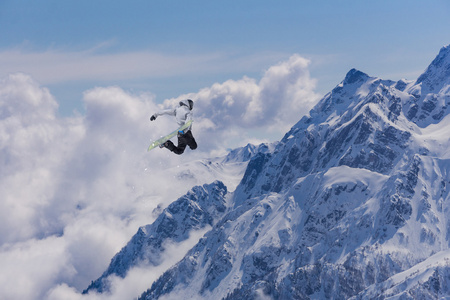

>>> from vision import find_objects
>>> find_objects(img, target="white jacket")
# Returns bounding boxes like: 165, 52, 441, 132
155, 99, 193, 131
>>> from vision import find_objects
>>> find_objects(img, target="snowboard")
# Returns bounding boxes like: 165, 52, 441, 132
148, 120, 193, 151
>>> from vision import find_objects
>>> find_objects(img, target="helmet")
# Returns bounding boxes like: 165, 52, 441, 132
187, 99, 194, 110
179, 99, 194, 110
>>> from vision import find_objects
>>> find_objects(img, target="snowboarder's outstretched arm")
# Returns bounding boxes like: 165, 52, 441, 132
150, 108, 176, 121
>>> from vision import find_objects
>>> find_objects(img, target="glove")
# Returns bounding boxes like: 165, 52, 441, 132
178, 130, 184, 135
150, 114, 157, 121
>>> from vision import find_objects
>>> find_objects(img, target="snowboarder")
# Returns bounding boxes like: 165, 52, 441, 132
150, 99, 197, 155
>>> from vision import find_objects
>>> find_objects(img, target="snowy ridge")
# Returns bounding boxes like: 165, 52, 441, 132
86, 45, 450, 299
415, 44, 450, 95
405, 44, 450, 127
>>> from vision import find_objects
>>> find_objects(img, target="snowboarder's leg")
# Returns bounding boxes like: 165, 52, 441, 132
164, 137, 187, 155
161, 140, 174, 150
163, 131, 196, 155
185, 131, 197, 150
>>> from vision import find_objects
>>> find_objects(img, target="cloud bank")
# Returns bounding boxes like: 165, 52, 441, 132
0, 54, 319, 299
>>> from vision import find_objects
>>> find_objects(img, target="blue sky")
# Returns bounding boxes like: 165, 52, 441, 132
1, 0, 450, 116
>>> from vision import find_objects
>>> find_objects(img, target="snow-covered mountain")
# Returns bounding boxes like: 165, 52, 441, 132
85, 45, 450, 299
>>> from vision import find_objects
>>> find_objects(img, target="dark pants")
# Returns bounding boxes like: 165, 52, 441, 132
165, 130, 197, 155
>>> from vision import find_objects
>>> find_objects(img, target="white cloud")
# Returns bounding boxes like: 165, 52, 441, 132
0, 236, 71, 300
258, 54, 319, 125
162, 54, 320, 149
0, 73, 79, 244
0, 53, 320, 300
0, 74, 197, 300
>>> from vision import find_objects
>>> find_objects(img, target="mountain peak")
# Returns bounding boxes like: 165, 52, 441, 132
343, 68, 370, 85
416, 44, 450, 92
222, 142, 274, 164
405, 44, 450, 126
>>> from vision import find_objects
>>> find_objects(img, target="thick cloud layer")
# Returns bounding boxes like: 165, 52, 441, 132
0, 54, 319, 299
0, 74, 188, 299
